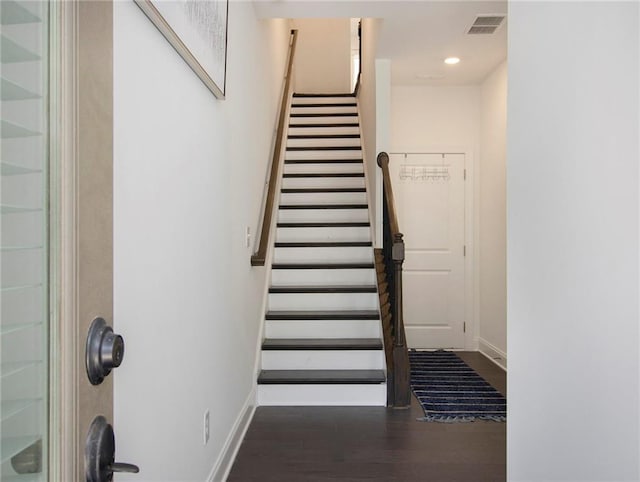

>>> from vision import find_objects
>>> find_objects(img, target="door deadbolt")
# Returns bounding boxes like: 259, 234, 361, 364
86, 415, 139, 482
86, 317, 125, 385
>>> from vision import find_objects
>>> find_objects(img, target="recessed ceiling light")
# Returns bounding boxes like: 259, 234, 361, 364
444, 57, 460, 65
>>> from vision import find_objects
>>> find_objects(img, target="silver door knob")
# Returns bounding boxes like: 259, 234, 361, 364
86, 415, 139, 482
86, 317, 125, 385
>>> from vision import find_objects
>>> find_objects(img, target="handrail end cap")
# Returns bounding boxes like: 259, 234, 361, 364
250, 255, 266, 267
377, 152, 389, 168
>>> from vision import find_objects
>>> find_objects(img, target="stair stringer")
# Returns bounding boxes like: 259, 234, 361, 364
355, 94, 388, 399
355, 94, 379, 251
250, 88, 295, 395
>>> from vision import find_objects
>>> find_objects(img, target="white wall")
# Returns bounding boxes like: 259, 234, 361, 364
507, 2, 639, 480
374, 59, 391, 248
388, 84, 480, 347
390, 85, 480, 151
113, 2, 289, 480
388, 76, 510, 357
358, 18, 381, 244
479, 61, 507, 365
292, 18, 351, 93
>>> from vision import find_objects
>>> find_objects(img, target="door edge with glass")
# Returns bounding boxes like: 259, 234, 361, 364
2, 1, 55, 480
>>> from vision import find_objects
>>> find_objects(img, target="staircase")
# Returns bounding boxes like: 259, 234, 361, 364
256, 93, 387, 406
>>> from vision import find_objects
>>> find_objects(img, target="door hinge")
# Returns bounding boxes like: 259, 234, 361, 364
463, 322, 466, 333
464, 169, 467, 180
463, 245, 466, 257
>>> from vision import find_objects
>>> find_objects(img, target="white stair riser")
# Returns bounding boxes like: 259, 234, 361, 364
273, 247, 373, 264
288, 126, 360, 136
284, 163, 363, 175
280, 191, 367, 205
281, 177, 365, 189
292, 97, 356, 105
276, 226, 371, 243
291, 106, 357, 115
271, 268, 376, 286
257, 384, 386, 406
287, 137, 360, 149
289, 116, 358, 125
285, 149, 361, 160
278, 209, 368, 223
265, 319, 381, 339
268, 292, 378, 311
261, 350, 384, 370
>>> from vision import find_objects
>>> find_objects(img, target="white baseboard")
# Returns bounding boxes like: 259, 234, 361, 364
478, 338, 507, 371
208, 387, 256, 482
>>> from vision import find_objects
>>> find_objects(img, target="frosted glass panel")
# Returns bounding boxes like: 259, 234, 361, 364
0, 1, 48, 480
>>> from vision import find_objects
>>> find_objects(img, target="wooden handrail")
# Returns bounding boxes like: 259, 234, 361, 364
377, 151, 411, 408
251, 29, 298, 266
377, 152, 400, 235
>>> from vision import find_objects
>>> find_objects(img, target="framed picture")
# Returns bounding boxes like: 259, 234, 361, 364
135, 0, 229, 99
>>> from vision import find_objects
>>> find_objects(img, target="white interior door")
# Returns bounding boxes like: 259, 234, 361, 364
389, 153, 466, 349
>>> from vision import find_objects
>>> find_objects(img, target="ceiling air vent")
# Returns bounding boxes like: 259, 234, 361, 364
467, 15, 505, 35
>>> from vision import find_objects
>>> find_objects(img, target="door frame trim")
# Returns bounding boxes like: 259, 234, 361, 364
465, 146, 479, 351
49, 1, 80, 480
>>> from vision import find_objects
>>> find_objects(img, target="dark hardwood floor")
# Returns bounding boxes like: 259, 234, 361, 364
228, 352, 506, 481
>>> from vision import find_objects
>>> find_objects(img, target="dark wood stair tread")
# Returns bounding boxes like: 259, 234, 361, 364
292, 103, 357, 108
285, 159, 362, 164
279, 204, 367, 210
287, 146, 361, 151
265, 310, 379, 320
290, 113, 357, 118
288, 134, 360, 139
289, 123, 359, 128
277, 222, 370, 228
258, 369, 386, 384
274, 241, 371, 248
272, 263, 374, 269
283, 173, 364, 178
281, 188, 366, 193
262, 338, 382, 350
293, 93, 355, 98
269, 285, 377, 294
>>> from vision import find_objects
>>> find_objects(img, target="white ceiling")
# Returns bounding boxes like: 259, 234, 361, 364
253, 1, 508, 86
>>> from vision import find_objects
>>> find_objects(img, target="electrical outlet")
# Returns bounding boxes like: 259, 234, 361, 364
245, 227, 251, 248
203, 410, 210, 445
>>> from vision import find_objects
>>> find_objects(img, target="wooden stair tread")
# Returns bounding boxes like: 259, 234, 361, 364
290, 113, 357, 118
289, 123, 359, 128
274, 242, 371, 248
283, 173, 364, 178
277, 222, 370, 228
292, 103, 357, 108
293, 93, 355, 98
287, 146, 361, 151
284, 159, 362, 164
262, 338, 382, 350
272, 263, 374, 269
258, 369, 386, 384
281, 188, 366, 193
265, 310, 379, 320
288, 135, 360, 139
269, 285, 377, 294
279, 204, 367, 210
